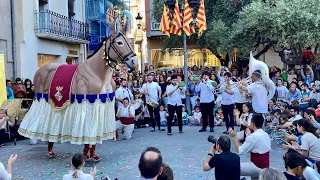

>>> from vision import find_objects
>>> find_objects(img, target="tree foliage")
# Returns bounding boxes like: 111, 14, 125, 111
153, 0, 320, 60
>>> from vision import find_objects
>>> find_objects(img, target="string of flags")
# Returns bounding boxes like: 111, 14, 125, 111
159, 0, 207, 37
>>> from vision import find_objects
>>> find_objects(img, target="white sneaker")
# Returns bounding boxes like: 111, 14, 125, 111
146, 124, 149, 127
150, 128, 155, 132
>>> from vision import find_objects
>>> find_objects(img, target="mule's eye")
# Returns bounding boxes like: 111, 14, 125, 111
117, 41, 124, 46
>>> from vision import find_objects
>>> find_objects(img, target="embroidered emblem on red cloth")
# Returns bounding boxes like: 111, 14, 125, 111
49, 64, 78, 110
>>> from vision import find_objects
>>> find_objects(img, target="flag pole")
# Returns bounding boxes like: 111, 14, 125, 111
183, 27, 191, 115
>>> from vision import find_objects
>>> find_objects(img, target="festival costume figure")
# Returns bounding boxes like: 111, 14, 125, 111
18, 20, 138, 160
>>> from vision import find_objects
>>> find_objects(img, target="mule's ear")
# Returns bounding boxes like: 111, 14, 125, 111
121, 16, 128, 34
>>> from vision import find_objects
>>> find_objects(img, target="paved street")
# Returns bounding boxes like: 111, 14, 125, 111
1, 126, 286, 180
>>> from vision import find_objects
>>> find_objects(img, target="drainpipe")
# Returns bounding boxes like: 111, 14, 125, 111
10, 0, 17, 79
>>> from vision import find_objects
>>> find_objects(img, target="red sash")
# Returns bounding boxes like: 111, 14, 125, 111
49, 64, 78, 110
120, 117, 134, 125
250, 152, 270, 169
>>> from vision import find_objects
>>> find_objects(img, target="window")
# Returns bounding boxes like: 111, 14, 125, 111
39, 0, 48, 10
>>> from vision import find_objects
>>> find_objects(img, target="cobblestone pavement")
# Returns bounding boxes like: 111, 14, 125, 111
0, 126, 286, 180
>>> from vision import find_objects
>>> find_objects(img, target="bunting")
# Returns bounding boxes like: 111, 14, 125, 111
183, 0, 194, 36
196, 0, 207, 36
159, 4, 171, 37
170, 0, 182, 35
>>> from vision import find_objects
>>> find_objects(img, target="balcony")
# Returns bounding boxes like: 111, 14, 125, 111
34, 10, 89, 44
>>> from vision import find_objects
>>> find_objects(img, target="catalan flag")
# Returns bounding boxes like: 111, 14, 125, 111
159, 4, 171, 36
196, 0, 207, 36
170, 0, 182, 35
183, 0, 194, 36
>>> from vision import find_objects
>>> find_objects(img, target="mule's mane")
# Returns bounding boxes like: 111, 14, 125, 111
87, 36, 110, 59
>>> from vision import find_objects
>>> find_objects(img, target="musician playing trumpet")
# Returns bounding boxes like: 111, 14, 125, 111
236, 71, 268, 116
219, 72, 237, 134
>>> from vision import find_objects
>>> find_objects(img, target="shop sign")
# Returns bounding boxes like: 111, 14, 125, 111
68, 50, 78, 56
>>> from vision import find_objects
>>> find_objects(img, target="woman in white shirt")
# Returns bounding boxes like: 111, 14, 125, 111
235, 103, 253, 142
296, 119, 320, 162
63, 153, 96, 180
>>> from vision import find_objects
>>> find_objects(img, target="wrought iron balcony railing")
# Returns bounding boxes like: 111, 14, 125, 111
34, 9, 89, 44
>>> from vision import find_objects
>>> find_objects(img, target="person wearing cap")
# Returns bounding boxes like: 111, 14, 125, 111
195, 71, 215, 132
219, 72, 237, 134
238, 70, 268, 115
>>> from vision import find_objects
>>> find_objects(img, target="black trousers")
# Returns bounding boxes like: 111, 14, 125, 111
147, 104, 161, 129
222, 104, 235, 131
0, 129, 16, 144
167, 104, 183, 133
200, 101, 215, 128
235, 103, 244, 115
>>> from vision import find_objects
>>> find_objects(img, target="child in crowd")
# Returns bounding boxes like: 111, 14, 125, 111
182, 106, 189, 125
214, 107, 224, 126
159, 105, 167, 127
0, 109, 15, 147
189, 107, 201, 126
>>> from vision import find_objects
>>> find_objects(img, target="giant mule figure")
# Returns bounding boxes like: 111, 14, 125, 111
18, 19, 138, 160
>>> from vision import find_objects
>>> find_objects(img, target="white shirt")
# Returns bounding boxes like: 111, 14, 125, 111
240, 113, 253, 126
233, 87, 246, 103
140, 82, 161, 104
63, 170, 93, 180
195, 80, 215, 103
239, 129, 271, 155
247, 82, 268, 113
117, 106, 135, 117
219, 82, 236, 105
166, 84, 183, 106
180, 85, 186, 99
0, 163, 11, 180
289, 114, 303, 122
115, 86, 133, 106
193, 112, 202, 122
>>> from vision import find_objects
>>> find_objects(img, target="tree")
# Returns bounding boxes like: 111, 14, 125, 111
153, 0, 320, 62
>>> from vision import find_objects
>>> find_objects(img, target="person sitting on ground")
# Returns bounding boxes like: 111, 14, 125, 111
258, 168, 287, 180
138, 147, 163, 180
0, 154, 17, 180
0, 109, 16, 147
229, 114, 271, 179
63, 153, 96, 180
283, 149, 307, 180
203, 136, 240, 180
157, 163, 173, 180
116, 97, 135, 140
214, 107, 224, 126
188, 107, 201, 126
278, 106, 302, 129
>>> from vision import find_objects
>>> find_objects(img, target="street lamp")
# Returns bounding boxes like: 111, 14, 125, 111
135, 13, 143, 29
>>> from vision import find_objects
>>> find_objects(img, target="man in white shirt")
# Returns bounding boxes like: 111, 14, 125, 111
166, 75, 184, 135
115, 78, 134, 107
229, 114, 271, 179
219, 72, 236, 134
177, 75, 186, 104
276, 79, 289, 102
195, 71, 215, 132
140, 73, 165, 132
240, 71, 268, 114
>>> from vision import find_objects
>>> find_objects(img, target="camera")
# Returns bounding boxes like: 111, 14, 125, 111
208, 135, 217, 144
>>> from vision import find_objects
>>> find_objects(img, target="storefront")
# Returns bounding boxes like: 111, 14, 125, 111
150, 48, 221, 69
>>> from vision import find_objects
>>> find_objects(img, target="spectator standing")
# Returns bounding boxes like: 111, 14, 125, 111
115, 78, 134, 107
11, 78, 26, 98
276, 79, 289, 102
6, 80, 14, 100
